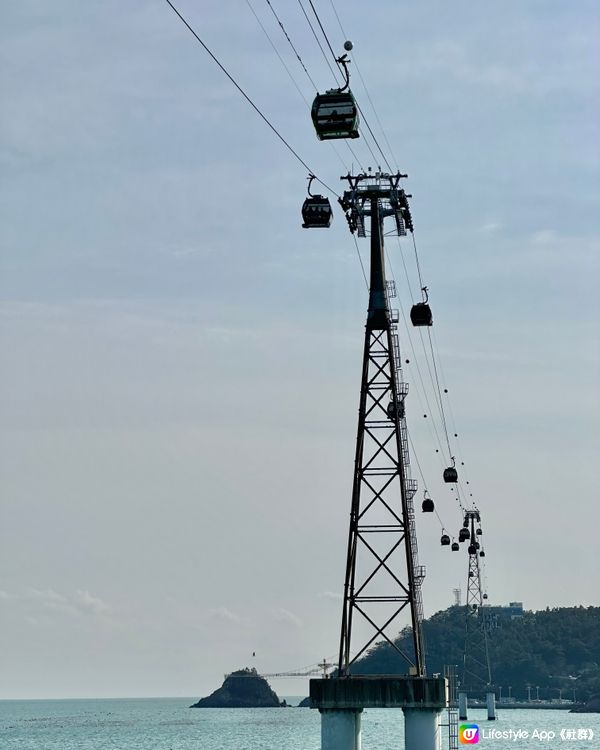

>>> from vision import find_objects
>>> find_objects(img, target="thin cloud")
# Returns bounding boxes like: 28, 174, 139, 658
272, 607, 302, 628
531, 229, 558, 245
22, 588, 110, 618
481, 222, 502, 233
206, 606, 242, 624
318, 591, 343, 601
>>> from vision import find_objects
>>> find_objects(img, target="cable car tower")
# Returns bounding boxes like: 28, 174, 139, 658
336, 170, 427, 677
460, 509, 492, 696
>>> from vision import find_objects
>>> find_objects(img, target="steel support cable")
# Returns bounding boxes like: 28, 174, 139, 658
245, 0, 350, 173
426, 327, 453, 457
262, 0, 366, 172
318, 0, 480, 498
352, 234, 369, 290
398, 304, 448, 464
345, 141, 366, 172
326, 0, 401, 170
394, 231, 452, 457
307, 0, 344, 74
246, 0, 311, 107
264, 0, 319, 90
297, 0, 341, 83
297, 0, 384, 170
353, 63, 401, 173
245, 3, 369, 293
308, 0, 394, 172
411, 231, 426, 292
407, 432, 450, 533
388, 242, 448, 458
242, 4, 370, 293
355, 101, 394, 173
431, 326, 479, 506
385, 249, 448, 461
163, 0, 338, 197
329, 0, 399, 172
407, 230, 454, 460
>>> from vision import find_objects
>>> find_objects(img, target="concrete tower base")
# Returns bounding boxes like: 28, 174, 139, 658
403, 707, 442, 750
311, 676, 448, 750
320, 709, 362, 750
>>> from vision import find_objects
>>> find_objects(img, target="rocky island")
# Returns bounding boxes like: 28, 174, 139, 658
190, 668, 287, 708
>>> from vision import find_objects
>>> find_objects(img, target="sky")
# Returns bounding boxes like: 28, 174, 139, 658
1, 0, 599, 700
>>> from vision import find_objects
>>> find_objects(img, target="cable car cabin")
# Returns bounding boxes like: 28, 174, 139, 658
311, 90, 359, 140
463, 518, 469, 528
302, 196, 333, 228
443, 466, 458, 483
451, 541, 459, 551
386, 400, 405, 420
480, 550, 485, 558
441, 534, 450, 546
476, 527, 483, 535
468, 545, 477, 555
422, 497, 434, 513
483, 593, 488, 600
458, 528, 470, 542
410, 302, 433, 327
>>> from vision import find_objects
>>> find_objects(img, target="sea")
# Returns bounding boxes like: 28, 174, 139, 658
1, 698, 599, 749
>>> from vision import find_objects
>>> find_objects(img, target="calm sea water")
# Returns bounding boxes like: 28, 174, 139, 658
1, 698, 599, 749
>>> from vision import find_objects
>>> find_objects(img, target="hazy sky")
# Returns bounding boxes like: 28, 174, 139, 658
1, 1, 598, 700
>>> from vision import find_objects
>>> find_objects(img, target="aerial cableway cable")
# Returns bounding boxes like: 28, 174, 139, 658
325, 0, 485, 520
305, 0, 393, 172
263, 0, 365, 171
245, 0, 350, 174
163, 0, 338, 198
296, 0, 341, 83
245, 0, 311, 108
326, 0, 472, 486
296, 0, 381, 167
264, 0, 319, 91
327, 0, 400, 172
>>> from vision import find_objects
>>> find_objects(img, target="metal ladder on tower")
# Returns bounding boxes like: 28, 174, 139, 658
386, 280, 426, 629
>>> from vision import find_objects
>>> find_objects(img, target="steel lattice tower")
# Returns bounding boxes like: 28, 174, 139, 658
461, 509, 492, 695
337, 172, 426, 677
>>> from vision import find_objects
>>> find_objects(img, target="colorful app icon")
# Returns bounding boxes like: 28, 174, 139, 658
459, 723, 480, 744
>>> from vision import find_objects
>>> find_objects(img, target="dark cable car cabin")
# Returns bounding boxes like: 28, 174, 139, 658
480, 550, 485, 558
302, 195, 332, 228
410, 302, 433, 327
441, 533, 450, 546
311, 90, 359, 140
451, 541, 459, 551
483, 593, 488, 600
443, 466, 458, 483
444, 457, 458, 483
410, 286, 433, 327
476, 527, 483, 536
463, 518, 469, 528
422, 496, 434, 513
458, 527, 470, 542
386, 400, 405, 420
468, 544, 477, 555
311, 53, 359, 141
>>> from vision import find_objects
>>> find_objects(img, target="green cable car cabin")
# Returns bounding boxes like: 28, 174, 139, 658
311, 89, 359, 141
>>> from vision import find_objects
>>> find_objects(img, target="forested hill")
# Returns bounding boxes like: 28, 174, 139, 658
351, 606, 600, 701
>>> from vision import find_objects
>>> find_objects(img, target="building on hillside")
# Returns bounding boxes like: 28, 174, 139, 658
482, 601, 524, 628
